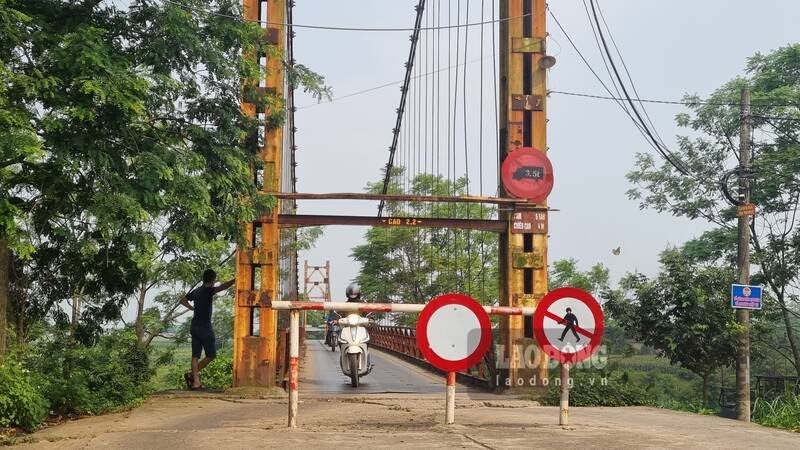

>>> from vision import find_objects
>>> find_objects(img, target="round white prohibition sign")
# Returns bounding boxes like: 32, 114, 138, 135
425, 304, 482, 361
533, 287, 605, 364
542, 297, 596, 354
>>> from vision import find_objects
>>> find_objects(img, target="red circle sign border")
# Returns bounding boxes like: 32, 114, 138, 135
500, 147, 554, 202
533, 287, 604, 364
416, 293, 492, 373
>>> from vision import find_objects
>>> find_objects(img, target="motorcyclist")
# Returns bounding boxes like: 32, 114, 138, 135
345, 283, 362, 302
325, 283, 362, 345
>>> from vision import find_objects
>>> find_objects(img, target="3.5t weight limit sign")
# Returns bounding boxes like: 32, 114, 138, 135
533, 287, 604, 364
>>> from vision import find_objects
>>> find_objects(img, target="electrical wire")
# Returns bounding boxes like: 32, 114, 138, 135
549, 90, 800, 109
547, 7, 658, 157
587, 0, 689, 175
161, 0, 530, 32
594, 0, 670, 151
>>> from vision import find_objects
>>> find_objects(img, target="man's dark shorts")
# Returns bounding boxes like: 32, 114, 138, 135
190, 326, 217, 359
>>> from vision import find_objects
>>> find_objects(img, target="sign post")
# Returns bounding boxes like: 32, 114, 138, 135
417, 293, 492, 425
532, 287, 605, 426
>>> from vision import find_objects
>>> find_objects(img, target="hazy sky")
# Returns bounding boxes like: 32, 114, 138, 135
290, 0, 798, 300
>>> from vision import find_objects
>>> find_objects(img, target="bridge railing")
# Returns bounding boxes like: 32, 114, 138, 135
368, 325, 496, 387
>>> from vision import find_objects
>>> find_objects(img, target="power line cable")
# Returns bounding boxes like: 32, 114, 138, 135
586, 0, 689, 175
547, 7, 659, 156
549, 90, 799, 108
594, 0, 670, 151
161, 0, 530, 32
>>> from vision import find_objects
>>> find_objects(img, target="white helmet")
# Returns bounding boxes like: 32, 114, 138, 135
345, 283, 361, 300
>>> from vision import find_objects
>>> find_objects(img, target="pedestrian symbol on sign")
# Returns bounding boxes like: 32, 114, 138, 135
557, 307, 581, 343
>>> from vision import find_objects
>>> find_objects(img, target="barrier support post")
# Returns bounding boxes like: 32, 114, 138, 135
446, 371, 456, 424
559, 363, 569, 426
288, 310, 299, 428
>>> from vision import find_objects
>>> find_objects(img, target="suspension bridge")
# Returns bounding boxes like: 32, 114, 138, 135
14, 1, 800, 448
233, 0, 550, 394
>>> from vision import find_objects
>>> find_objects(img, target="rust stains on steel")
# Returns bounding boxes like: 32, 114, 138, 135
272, 214, 508, 232
269, 192, 536, 205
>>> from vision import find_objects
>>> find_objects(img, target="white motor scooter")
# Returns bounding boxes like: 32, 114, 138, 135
337, 313, 373, 387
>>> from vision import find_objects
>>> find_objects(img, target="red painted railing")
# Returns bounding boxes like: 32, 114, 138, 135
368, 325, 496, 386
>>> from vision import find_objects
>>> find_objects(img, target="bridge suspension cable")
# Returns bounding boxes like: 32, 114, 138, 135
373, 0, 501, 303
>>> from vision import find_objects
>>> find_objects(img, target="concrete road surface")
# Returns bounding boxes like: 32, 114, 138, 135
16, 394, 800, 449
12, 343, 800, 449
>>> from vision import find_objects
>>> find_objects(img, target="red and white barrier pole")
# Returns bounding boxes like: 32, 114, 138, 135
445, 371, 456, 424
270, 299, 536, 428
559, 363, 570, 426
270, 300, 535, 317
288, 309, 300, 428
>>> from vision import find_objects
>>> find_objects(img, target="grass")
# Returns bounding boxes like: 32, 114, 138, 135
149, 339, 234, 391
753, 395, 800, 432
150, 340, 193, 391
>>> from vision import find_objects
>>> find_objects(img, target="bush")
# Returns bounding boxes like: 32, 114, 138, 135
28, 331, 153, 416
0, 358, 49, 431
164, 352, 233, 391
540, 371, 654, 407
753, 395, 800, 431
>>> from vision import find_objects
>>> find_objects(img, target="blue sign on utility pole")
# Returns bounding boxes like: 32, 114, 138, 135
731, 284, 762, 310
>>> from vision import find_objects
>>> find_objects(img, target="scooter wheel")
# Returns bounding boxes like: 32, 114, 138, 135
348, 353, 359, 388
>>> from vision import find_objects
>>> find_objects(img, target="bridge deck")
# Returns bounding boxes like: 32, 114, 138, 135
300, 339, 472, 395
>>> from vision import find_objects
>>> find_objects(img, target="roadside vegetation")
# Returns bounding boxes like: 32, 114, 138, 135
0, 0, 328, 436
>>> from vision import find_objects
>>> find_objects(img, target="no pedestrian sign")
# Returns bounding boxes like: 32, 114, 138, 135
532, 287, 604, 364
731, 284, 762, 310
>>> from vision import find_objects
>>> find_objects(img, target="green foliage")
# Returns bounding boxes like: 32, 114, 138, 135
656, 399, 716, 415
606, 244, 738, 404
0, 357, 48, 431
626, 44, 800, 375
27, 331, 153, 416
164, 352, 233, 391
306, 310, 326, 327
287, 64, 333, 102
540, 371, 653, 407
550, 258, 610, 294
753, 395, 800, 431
0, 0, 329, 350
352, 170, 498, 325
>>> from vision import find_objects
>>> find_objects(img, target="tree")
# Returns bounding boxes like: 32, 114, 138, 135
351, 169, 498, 325
550, 258, 610, 295
0, 0, 329, 347
627, 44, 800, 375
606, 246, 739, 405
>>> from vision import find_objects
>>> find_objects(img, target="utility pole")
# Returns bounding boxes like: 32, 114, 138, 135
736, 86, 752, 422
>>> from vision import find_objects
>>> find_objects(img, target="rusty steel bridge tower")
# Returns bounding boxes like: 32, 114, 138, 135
232, 0, 552, 389
498, 0, 551, 385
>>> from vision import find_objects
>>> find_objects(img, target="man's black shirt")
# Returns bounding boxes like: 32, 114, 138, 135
563, 312, 578, 326
187, 286, 215, 328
